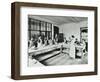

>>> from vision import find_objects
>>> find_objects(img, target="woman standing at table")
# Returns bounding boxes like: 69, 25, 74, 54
37, 36, 42, 48
69, 35, 76, 59
29, 37, 34, 48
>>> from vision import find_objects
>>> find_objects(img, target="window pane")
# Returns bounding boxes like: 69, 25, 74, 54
28, 18, 52, 41
41, 22, 43, 31
40, 22, 45, 31
36, 20, 39, 30
47, 23, 49, 31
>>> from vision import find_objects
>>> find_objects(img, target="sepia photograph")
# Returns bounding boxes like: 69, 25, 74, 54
28, 15, 88, 67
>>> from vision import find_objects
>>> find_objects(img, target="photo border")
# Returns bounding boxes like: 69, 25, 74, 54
11, 2, 98, 80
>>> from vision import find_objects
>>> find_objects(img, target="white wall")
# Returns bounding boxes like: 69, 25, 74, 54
59, 21, 87, 40
0, 0, 100, 82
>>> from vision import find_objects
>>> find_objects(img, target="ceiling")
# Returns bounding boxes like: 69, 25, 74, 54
30, 15, 87, 25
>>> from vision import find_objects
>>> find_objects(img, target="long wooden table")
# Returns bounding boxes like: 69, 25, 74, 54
29, 43, 65, 56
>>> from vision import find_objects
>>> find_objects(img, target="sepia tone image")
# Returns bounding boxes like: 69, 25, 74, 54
28, 15, 88, 67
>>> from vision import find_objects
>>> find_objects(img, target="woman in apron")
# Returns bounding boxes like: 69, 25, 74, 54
69, 35, 76, 59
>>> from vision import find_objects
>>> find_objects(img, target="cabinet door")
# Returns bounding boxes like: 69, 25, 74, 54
54, 26, 59, 38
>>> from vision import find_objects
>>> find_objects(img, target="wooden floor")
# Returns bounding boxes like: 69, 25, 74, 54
28, 52, 88, 67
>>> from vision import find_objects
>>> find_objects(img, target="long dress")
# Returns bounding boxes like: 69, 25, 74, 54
69, 38, 76, 58
37, 39, 42, 48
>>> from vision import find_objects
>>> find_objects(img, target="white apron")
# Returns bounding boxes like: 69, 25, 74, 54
69, 38, 75, 58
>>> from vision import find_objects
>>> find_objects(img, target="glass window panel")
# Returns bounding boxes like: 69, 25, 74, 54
37, 21, 40, 30
47, 23, 49, 31
50, 24, 52, 31
34, 20, 36, 30
49, 27, 51, 31
44, 22, 46, 31
35, 20, 39, 30
48, 24, 50, 31
35, 20, 37, 30
28, 18, 52, 41
31, 24, 33, 30
41, 22, 43, 31
40, 22, 45, 31
42, 22, 45, 31
31, 21, 34, 30
47, 23, 50, 31
50, 32, 52, 38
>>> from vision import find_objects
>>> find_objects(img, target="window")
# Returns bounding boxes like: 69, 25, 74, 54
28, 17, 52, 40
